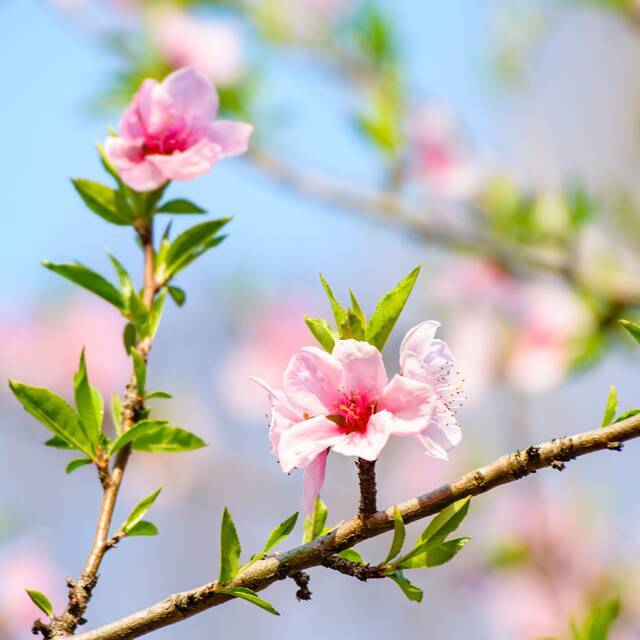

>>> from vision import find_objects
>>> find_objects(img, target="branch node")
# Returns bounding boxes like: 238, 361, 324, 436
290, 571, 312, 601
550, 460, 566, 471
607, 441, 623, 451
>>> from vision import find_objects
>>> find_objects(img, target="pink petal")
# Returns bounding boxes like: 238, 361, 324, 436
301, 449, 328, 514
146, 139, 221, 182
205, 120, 253, 158
283, 347, 343, 416
118, 157, 166, 192
161, 67, 219, 125
104, 136, 144, 169
378, 375, 437, 435
402, 338, 455, 384
414, 402, 462, 460
331, 410, 392, 460
332, 339, 388, 399
278, 416, 344, 473
399, 321, 441, 367
119, 79, 156, 139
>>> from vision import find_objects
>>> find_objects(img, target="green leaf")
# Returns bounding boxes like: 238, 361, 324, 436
157, 198, 207, 214
601, 386, 618, 428
65, 457, 93, 474
614, 408, 640, 423
349, 290, 367, 329
620, 319, 640, 344
111, 393, 123, 435
128, 292, 150, 338
149, 287, 166, 338
347, 308, 366, 340
245, 513, 298, 569
365, 266, 421, 350
74, 350, 103, 446
108, 253, 134, 301
72, 178, 133, 226
319, 274, 347, 328
304, 317, 335, 353
220, 587, 279, 616
165, 218, 230, 277
130, 348, 146, 397
9, 381, 94, 458
42, 262, 125, 311
44, 435, 75, 449
396, 537, 470, 570
303, 496, 328, 544
581, 597, 621, 640
338, 548, 364, 563
123, 322, 137, 354
418, 497, 471, 545
383, 506, 406, 565
168, 285, 186, 307
25, 589, 54, 618
130, 423, 207, 453
126, 520, 158, 537
147, 391, 172, 400
120, 488, 162, 534
108, 419, 169, 454
387, 571, 423, 603
218, 507, 241, 585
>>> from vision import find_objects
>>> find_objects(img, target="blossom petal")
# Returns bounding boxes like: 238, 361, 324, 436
402, 338, 455, 384
283, 347, 343, 416
378, 375, 437, 435
278, 416, 344, 473
119, 79, 155, 139
115, 155, 166, 192
399, 321, 441, 368
161, 67, 219, 124
331, 410, 392, 460
414, 402, 462, 460
205, 120, 253, 158
332, 339, 388, 399
301, 450, 328, 514
146, 139, 221, 182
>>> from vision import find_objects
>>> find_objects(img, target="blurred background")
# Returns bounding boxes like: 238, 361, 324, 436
2, 0, 640, 638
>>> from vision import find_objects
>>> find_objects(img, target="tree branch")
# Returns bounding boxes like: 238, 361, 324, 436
41, 223, 159, 638
71, 412, 640, 640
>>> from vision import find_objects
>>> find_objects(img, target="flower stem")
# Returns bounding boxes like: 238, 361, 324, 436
357, 458, 377, 518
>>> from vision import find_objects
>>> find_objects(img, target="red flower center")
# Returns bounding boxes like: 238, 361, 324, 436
328, 391, 376, 434
142, 118, 193, 155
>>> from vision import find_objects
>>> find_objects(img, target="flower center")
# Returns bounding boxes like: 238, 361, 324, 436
142, 118, 193, 155
327, 391, 376, 434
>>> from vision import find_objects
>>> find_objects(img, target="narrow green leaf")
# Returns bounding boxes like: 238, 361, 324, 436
123, 322, 137, 355
42, 262, 125, 311
25, 589, 54, 618
383, 506, 406, 565
44, 435, 75, 450
304, 317, 335, 353
168, 285, 186, 307
219, 507, 241, 584
601, 386, 618, 428
108, 253, 134, 301
72, 178, 133, 226
582, 597, 621, 640
338, 548, 364, 563
128, 292, 150, 338
147, 391, 172, 400
157, 198, 207, 214
397, 537, 470, 570
620, 319, 640, 344
130, 424, 207, 453
614, 408, 640, 423
9, 381, 94, 458
149, 287, 166, 338
74, 350, 102, 446
220, 587, 279, 616
130, 348, 146, 397
111, 393, 123, 435
121, 488, 162, 534
319, 274, 347, 327
126, 520, 159, 537
109, 419, 168, 454
303, 496, 328, 544
349, 289, 367, 329
418, 497, 471, 545
65, 457, 93, 474
387, 571, 423, 603
165, 219, 230, 277
365, 266, 421, 350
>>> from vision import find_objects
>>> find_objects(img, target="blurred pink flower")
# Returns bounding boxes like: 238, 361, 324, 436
0, 296, 128, 400
150, 10, 244, 87
105, 67, 253, 191
409, 103, 482, 200
480, 491, 611, 640
0, 544, 62, 638
434, 259, 594, 396
254, 322, 462, 511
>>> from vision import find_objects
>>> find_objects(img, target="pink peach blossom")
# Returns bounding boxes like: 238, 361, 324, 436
254, 322, 462, 511
105, 67, 253, 192
151, 10, 244, 87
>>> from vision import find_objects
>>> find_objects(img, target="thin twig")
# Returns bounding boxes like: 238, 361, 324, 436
72, 412, 640, 640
